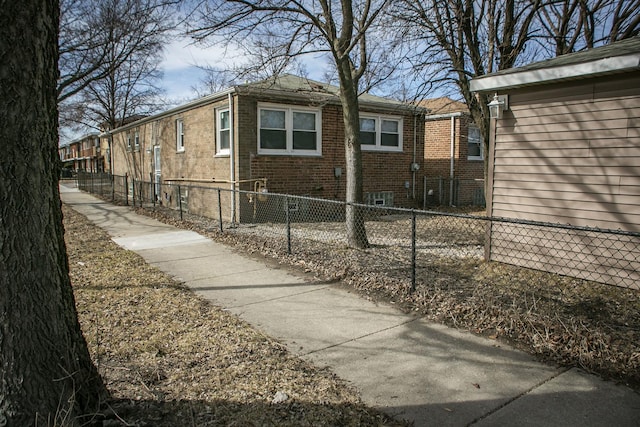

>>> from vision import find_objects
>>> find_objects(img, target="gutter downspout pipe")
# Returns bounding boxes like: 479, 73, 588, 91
412, 113, 417, 200
450, 116, 455, 206
228, 92, 236, 226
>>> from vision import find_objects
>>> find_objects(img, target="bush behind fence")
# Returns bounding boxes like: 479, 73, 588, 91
76, 172, 639, 290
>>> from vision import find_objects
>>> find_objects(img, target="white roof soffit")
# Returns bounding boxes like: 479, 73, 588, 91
470, 53, 640, 92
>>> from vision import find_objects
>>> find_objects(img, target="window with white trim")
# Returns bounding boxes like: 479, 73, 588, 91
176, 119, 184, 152
359, 114, 403, 152
258, 103, 321, 155
216, 108, 230, 155
126, 133, 132, 150
467, 125, 483, 160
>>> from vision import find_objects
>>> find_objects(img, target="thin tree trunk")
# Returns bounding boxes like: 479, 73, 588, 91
337, 61, 369, 249
0, 0, 106, 425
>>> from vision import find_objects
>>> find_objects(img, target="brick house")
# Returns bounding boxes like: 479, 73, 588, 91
104, 74, 426, 221
470, 37, 640, 288
58, 133, 103, 173
420, 97, 485, 207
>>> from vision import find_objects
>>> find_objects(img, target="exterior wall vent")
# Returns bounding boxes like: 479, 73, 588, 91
365, 191, 394, 207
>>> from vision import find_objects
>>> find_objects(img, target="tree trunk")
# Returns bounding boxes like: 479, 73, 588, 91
0, 1, 107, 425
337, 62, 370, 249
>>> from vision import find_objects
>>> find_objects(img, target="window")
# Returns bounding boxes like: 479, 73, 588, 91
216, 108, 230, 155
258, 103, 321, 155
126, 133, 132, 150
467, 125, 483, 160
359, 114, 402, 152
176, 119, 184, 152
134, 130, 140, 151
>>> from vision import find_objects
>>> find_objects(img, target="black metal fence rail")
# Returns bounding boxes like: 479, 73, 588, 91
76, 172, 639, 290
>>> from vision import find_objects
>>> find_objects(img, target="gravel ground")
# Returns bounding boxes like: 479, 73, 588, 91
138, 205, 640, 391
64, 205, 404, 426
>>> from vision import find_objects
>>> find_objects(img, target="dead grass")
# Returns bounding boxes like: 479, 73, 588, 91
64, 205, 403, 426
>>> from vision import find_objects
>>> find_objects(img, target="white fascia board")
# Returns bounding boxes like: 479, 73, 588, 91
470, 54, 640, 92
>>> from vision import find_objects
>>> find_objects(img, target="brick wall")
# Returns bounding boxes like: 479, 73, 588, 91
243, 98, 425, 208
423, 114, 484, 206
110, 92, 426, 221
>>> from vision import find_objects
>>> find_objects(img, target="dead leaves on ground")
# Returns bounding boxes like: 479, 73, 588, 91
64, 205, 401, 426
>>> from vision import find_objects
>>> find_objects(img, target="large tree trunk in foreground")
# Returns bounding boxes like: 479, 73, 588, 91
0, 0, 106, 425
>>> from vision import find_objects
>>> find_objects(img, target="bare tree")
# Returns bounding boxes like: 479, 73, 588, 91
58, 0, 176, 103
0, 0, 107, 423
394, 0, 638, 189
395, 0, 541, 184
189, 0, 393, 249
537, 0, 640, 55
60, 34, 165, 133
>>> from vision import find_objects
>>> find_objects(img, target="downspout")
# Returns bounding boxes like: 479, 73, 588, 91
412, 113, 417, 200
228, 92, 236, 225
449, 116, 455, 207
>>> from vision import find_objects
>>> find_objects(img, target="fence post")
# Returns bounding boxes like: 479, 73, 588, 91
411, 209, 417, 293
178, 185, 183, 220
111, 174, 115, 202
217, 189, 223, 232
285, 196, 292, 255
132, 179, 136, 207
124, 173, 129, 206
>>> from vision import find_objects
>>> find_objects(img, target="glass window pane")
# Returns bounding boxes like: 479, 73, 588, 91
468, 142, 481, 157
360, 131, 376, 145
260, 129, 286, 149
260, 109, 285, 129
381, 133, 399, 147
381, 120, 398, 133
220, 130, 230, 150
293, 131, 316, 150
293, 112, 315, 131
468, 126, 481, 142
360, 118, 376, 132
219, 110, 229, 130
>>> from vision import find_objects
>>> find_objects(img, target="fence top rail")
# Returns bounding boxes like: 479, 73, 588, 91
84, 173, 639, 238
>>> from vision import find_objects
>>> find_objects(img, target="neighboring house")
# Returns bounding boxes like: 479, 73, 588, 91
419, 97, 484, 207
58, 133, 103, 173
104, 74, 426, 222
470, 37, 640, 288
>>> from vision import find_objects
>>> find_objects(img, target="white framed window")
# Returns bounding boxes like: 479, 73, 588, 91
258, 103, 322, 156
359, 114, 403, 152
176, 119, 184, 152
216, 108, 230, 155
134, 130, 140, 151
467, 125, 483, 160
126, 133, 132, 150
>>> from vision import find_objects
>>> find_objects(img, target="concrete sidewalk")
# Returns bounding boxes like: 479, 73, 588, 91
60, 183, 640, 426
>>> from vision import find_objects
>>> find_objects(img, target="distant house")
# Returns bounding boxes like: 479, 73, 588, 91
58, 133, 102, 173
104, 74, 426, 221
419, 97, 484, 207
470, 37, 640, 288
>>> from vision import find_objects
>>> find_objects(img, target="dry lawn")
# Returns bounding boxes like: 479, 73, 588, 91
64, 205, 402, 426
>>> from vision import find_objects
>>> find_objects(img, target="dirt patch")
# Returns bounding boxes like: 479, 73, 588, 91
64, 205, 404, 426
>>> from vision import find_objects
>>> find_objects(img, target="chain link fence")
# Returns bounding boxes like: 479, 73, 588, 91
423, 177, 486, 208
76, 172, 638, 290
